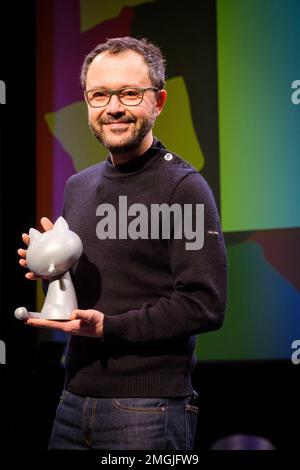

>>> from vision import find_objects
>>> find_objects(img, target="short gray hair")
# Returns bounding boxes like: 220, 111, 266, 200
80, 36, 166, 90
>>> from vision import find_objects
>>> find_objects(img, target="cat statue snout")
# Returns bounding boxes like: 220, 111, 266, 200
15, 216, 83, 321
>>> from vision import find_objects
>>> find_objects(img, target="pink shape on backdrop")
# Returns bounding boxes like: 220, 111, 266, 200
249, 229, 300, 292
49, 0, 133, 217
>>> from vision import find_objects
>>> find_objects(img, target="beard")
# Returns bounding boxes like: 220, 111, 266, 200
89, 114, 155, 154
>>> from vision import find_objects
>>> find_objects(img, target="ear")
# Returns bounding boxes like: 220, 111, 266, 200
155, 89, 167, 117
83, 90, 89, 108
53, 216, 69, 231
29, 228, 42, 244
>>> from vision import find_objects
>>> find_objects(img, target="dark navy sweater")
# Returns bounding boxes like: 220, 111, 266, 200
63, 140, 227, 397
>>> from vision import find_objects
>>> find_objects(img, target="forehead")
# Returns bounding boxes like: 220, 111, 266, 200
86, 50, 151, 89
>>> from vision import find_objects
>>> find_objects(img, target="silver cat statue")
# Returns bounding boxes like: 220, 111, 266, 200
15, 216, 83, 321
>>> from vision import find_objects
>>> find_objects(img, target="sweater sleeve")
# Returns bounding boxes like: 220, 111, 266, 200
103, 171, 227, 343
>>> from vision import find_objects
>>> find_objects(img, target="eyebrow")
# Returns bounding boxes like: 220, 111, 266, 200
87, 84, 150, 91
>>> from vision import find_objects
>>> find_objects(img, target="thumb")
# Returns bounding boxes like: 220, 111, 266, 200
71, 309, 96, 323
41, 217, 54, 231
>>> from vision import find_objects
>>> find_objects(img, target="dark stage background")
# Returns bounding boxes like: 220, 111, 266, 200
0, 0, 299, 455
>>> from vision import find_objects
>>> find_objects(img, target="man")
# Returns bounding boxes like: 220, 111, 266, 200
18, 37, 227, 450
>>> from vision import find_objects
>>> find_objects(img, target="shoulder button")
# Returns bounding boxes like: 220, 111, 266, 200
164, 153, 173, 161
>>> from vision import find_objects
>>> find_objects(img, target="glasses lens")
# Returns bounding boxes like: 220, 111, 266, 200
87, 90, 110, 107
86, 88, 145, 107
119, 88, 143, 105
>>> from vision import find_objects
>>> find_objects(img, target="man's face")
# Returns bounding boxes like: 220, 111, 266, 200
85, 50, 166, 155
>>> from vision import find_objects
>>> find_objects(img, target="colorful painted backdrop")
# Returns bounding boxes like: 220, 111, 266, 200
36, 0, 300, 360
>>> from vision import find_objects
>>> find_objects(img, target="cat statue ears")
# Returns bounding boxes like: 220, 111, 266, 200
25, 216, 83, 278
29, 216, 69, 243
15, 216, 83, 321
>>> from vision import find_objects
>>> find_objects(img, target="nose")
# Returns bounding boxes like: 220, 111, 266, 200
106, 94, 125, 114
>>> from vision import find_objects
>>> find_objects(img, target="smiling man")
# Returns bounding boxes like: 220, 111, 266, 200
18, 37, 227, 450
84, 48, 165, 160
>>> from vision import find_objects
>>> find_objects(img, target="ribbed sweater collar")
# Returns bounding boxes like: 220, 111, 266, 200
104, 138, 166, 178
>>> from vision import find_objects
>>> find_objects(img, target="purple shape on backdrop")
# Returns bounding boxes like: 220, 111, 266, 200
53, 139, 76, 220
50, 0, 133, 217
53, 0, 133, 109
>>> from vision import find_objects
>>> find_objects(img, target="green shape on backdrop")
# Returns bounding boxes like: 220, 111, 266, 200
80, 0, 155, 32
45, 76, 204, 172
45, 103, 108, 172
196, 241, 300, 360
217, 0, 300, 232
155, 76, 205, 170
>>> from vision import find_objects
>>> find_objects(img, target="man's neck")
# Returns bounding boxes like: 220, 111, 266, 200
110, 133, 153, 167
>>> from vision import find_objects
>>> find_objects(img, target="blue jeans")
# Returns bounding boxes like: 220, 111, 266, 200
48, 390, 198, 450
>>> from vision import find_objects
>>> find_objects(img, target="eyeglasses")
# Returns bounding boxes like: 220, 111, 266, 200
84, 86, 159, 108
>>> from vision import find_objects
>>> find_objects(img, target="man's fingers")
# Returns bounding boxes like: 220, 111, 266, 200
25, 311, 103, 337
71, 309, 96, 323
18, 218, 53, 282
18, 248, 27, 259
26, 319, 67, 329
21, 218, 53, 248
22, 233, 30, 246
41, 217, 53, 231
25, 272, 39, 280
25, 318, 82, 334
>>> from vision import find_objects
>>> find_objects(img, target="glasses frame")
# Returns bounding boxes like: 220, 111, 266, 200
84, 86, 160, 108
